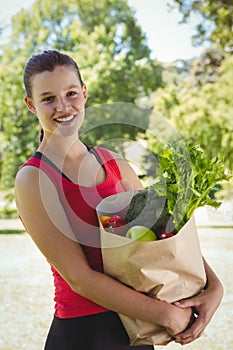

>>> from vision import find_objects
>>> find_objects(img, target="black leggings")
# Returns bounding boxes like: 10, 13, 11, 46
44, 311, 154, 350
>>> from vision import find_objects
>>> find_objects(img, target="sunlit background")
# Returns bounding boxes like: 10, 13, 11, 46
0, 0, 232, 349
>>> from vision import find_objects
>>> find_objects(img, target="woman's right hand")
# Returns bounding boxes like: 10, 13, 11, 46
164, 304, 194, 338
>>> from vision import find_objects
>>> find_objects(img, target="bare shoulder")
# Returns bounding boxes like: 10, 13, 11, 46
15, 164, 52, 201
15, 165, 55, 226
15, 165, 42, 200
15, 165, 39, 186
109, 150, 144, 191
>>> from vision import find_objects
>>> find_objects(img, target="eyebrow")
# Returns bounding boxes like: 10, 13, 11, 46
39, 84, 81, 97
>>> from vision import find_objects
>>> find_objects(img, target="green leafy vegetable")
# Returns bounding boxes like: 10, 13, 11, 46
153, 141, 231, 231
125, 188, 173, 234
126, 141, 231, 233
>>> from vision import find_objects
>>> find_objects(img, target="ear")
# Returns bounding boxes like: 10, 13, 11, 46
82, 84, 88, 103
24, 96, 37, 114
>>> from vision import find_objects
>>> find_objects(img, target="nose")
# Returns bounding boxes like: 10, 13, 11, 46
56, 97, 70, 112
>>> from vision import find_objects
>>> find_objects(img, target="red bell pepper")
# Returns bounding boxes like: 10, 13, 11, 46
102, 215, 127, 233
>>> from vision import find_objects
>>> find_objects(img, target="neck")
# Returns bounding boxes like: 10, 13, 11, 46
38, 133, 86, 161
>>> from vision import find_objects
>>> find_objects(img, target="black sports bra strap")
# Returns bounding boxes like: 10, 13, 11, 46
84, 144, 105, 168
32, 144, 105, 183
32, 151, 71, 181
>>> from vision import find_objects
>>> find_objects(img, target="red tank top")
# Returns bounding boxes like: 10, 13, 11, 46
21, 146, 125, 318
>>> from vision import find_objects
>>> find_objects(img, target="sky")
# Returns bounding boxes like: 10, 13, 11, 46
0, 0, 208, 63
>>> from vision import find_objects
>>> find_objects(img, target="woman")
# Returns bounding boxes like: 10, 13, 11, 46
15, 50, 223, 349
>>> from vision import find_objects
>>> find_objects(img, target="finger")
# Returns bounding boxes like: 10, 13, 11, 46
175, 318, 203, 342
175, 331, 202, 346
174, 298, 200, 308
175, 328, 202, 342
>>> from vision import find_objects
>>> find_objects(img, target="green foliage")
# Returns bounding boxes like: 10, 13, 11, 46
0, 188, 18, 218
125, 188, 171, 234
0, 50, 40, 188
152, 141, 231, 231
151, 55, 233, 172
124, 141, 230, 234
161, 59, 193, 87
190, 48, 225, 86
80, 103, 152, 152
0, 229, 25, 234
0, 207, 18, 219
8, 0, 162, 105
169, 0, 233, 52
0, 0, 163, 189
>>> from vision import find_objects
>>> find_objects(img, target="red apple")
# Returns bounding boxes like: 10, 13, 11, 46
158, 232, 175, 240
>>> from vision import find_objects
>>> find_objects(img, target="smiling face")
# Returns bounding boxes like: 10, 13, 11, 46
24, 65, 87, 139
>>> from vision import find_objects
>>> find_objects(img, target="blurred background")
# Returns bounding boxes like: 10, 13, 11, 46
0, 0, 232, 349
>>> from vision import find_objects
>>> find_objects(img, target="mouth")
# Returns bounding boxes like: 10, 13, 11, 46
54, 114, 75, 123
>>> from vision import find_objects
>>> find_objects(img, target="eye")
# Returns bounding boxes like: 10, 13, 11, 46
42, 96, 55, 103
67, 91, 78, 97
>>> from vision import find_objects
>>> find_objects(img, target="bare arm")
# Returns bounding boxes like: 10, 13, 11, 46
15, 165, 192, 335
174, 257, 224, 345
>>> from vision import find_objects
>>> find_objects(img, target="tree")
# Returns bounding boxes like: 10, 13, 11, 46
0, 0, 163, 188
190, 48, 225, 86
150, 56, 233, 172
9, 0, 162, 105
0, 48, 40, 189
169, 0, 233, 52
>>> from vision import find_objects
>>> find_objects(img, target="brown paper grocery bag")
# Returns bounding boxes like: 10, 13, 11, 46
96, 191, 206, 346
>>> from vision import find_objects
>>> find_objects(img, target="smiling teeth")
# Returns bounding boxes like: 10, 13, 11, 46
56, 115, 74, 122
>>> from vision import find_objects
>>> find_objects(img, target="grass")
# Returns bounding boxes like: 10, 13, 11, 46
0, 208, 18, 219
0, 229, 26, 234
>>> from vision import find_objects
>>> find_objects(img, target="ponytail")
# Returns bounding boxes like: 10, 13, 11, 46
39, 128, 44, 143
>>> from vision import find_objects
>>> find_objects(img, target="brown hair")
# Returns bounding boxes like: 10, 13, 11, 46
24, 50, 84, 98
24, 50, 84, 142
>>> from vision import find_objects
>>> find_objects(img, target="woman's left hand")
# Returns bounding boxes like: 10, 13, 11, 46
173, 258, 224, 345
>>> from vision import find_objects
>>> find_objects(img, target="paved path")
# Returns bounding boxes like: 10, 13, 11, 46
0, 221, 233, 349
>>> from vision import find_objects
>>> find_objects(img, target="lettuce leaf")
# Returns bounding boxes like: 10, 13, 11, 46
153, 142, 231, 231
